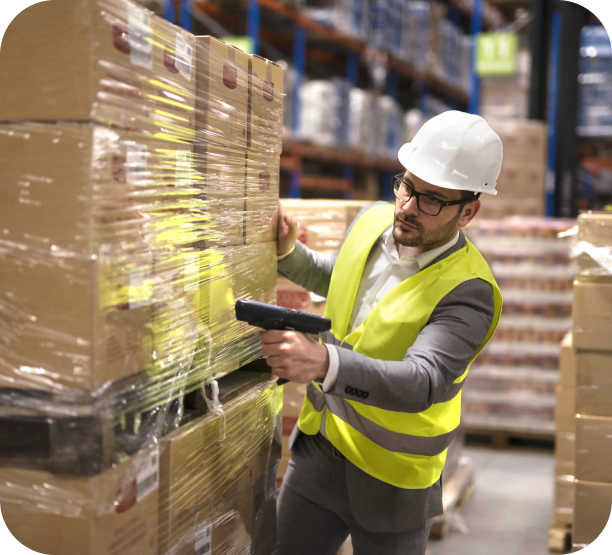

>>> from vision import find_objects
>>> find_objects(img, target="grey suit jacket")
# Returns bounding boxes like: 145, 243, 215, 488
278, 202, 495, 533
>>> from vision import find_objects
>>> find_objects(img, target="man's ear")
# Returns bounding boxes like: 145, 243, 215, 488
458, 200, 481, 228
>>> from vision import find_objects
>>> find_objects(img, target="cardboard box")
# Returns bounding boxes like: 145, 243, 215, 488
575, 350, 612, 417
556, 386, 577, 434
159, 414, 220, 554
575, 415, 612, 483
555, 432, 576, 477
277, 276, 326, 315
496, 162, 547, 197
195, 36, 250, 149
573, 281, 612, 351
194, 141, 247, 248
0, 254, 152, 392
0, 446, 159, 555
559, 332, 577, 388
0, 123, 195, 256
488, 119, 548, 165
0, 0, 196, 138
554, 475, 575, 525
245, 151, 280, 244
573, 480, 612, 545
248, 55, 284, 154
195, 241, 276, 376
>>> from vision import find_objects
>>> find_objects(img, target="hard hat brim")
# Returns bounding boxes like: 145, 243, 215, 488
398, 142, 498, 196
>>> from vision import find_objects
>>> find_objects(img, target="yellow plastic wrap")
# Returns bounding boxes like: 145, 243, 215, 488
0, 2, 284, 553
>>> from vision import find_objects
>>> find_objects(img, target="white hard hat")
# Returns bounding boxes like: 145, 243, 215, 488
398, 111, 503, 195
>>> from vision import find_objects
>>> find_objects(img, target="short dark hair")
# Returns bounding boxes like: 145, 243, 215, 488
460, 190, 481, 202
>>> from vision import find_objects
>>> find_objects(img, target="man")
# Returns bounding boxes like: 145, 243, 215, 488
261, 111, 504, 555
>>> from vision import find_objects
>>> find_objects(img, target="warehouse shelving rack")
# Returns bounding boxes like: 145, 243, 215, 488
161, 0, 505, 199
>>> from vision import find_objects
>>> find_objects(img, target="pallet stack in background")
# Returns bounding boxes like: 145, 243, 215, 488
566, 213, 612, 552
479, 120, 549, 220
463, 219, 576, 440
0, 1, 283, 553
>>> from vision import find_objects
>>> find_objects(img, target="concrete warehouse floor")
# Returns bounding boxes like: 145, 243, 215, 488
337, 446, 556, 555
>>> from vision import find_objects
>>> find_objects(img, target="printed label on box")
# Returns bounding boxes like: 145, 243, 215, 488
195, 523, 212, 555
263, 80, 274, 102
126, 143, 148, 185
136, 448, 159, 502
175, 34, 193, 81
223, 64, 238, 89
127, 3, 153, 69
259, 171, 271, 191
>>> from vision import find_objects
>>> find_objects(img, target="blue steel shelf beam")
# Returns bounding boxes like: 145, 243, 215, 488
248, 0, 260, 55
290, 25, 307, 199
468, 0, 483, 115
180, 0, 191, 31
164, 0, 175, 23
546, 1, 561, 217
343, 51, 360, 200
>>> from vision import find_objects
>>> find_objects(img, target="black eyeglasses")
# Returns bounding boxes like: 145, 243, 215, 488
392, 174, 473, 217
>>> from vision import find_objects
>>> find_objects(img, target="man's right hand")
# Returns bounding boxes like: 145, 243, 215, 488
278, 201, 299, 256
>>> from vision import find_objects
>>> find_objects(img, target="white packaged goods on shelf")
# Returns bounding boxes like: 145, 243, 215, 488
0, 1, 284, 553
463, 219, 577, 435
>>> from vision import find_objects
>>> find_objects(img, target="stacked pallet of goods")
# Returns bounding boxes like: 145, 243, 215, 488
550, 213, 612, 552
0, 1, 283, 553
463, 219, 576, 440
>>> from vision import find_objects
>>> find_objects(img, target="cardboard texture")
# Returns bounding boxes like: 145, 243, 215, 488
556, 386, 577, 434
248, 55, 284, 153
158, 414, 220, 554
194, 141, 247, 248
572, 281, 612, 351
0, 123, 194, 257
559, 332, 577, 388
575, 415, 612, 483
554, 475, 575, 525
575, 350, 612, 417
0, 0, 196, 138
573, 480, 612, 545
245, 151, 280, 244
0, 447, 159, 555
195, 36, 250, 149
555, 432, 576, 477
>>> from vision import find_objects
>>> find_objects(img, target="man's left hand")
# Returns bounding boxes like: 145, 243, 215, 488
260, 330, 329, 384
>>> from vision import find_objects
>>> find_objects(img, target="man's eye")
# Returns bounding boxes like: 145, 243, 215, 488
425, 196, 440, 204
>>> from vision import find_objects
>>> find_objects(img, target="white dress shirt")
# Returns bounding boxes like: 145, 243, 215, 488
321, 227, 460, 391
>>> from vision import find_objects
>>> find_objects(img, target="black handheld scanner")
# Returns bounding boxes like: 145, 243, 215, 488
235, 299, 332, 385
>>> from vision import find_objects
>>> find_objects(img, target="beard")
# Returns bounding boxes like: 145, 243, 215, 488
392, 209, 462, 249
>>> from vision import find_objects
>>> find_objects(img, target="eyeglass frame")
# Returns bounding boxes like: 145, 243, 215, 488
392, 174, 480, 217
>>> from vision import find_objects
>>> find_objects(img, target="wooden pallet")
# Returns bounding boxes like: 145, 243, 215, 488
465, 427, 555, 451
429, 457, 476, 539
548, 521, 572, 553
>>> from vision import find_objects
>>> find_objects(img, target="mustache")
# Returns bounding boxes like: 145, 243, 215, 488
395, 214, 423, 231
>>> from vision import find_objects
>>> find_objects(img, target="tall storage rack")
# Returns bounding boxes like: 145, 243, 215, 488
159, 0, 505, 199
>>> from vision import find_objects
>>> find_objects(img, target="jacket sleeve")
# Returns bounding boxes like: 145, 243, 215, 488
277, 201, 390, 298
326, 278, 495, 413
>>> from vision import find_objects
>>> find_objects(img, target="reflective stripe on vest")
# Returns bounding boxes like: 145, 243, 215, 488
297, 203, 503, 489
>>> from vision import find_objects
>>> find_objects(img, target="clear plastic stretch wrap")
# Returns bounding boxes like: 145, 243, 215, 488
0, 1, 284, 553
0, 377, 282, 555
572, 212, 612, 279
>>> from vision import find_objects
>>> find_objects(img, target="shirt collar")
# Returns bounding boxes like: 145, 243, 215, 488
382, 227, 460, 270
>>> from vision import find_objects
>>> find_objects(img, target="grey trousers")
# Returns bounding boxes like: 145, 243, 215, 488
277, 434, 433, 555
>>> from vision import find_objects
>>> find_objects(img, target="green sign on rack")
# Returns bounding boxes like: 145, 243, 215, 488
475, 32, 518, 76
220, 36, 255, 55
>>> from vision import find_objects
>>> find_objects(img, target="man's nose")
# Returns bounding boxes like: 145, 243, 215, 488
400, 195, 420, 217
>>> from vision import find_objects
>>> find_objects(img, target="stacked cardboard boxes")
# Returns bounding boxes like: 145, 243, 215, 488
0, 1, 284, 553
568, 213, 612, 551
479, 120, 548, 220
464, 219, 576, 435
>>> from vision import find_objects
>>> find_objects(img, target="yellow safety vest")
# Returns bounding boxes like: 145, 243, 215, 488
297, 203, 502, 489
